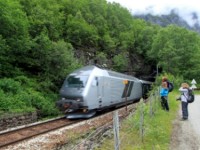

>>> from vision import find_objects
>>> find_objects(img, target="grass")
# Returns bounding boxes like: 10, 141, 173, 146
96, 91, 180, 150
194, 90, 200, 95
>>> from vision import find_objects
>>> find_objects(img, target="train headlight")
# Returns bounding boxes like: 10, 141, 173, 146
76, 97, 83, 102
83, 109, 88, 112
63, 103, 70, 108
76, 98, 83, 102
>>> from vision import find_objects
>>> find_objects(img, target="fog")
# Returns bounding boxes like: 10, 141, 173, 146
106, 0, 199, 26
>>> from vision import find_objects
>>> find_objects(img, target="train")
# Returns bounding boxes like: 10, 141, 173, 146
56, 65, 152, 119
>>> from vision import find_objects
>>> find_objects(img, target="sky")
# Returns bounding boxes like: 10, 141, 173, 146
106, 0, 200, 26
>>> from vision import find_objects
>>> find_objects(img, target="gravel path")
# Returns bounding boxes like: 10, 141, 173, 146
170, 95, 200, 150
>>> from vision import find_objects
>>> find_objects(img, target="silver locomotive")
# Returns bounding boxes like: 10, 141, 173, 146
56, 65, 152, 119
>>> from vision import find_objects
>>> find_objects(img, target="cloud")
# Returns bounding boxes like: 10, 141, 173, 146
106, 0, 200, 26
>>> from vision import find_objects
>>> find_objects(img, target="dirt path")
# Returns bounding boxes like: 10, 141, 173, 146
170, 95, 200, 150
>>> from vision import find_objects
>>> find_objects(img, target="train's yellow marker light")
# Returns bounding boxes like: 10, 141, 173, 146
123, 80, 128, 84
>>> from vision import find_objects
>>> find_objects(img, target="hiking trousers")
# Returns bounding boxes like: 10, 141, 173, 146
161, 96, 169, 111
181, 101, 188, 119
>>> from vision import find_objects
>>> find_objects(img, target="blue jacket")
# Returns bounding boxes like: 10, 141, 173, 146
160, 88, 169, 96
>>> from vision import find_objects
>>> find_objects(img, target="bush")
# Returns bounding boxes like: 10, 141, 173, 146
0, 77, 60, 116
0, 78, 21, 94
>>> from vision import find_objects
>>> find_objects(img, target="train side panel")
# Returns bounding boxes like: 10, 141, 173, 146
98, 77, 143, 108
83, 77, 99, 110
128, 81, 143, 100
109, 78, 123, 103
96, 76, 110, 108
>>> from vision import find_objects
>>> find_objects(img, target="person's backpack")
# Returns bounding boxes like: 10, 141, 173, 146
186, 89, 195, 103
167, 81, 174, 92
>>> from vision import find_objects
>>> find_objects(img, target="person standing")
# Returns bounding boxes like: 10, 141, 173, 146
178, 83, 190, 120
162, 76, 174, 92
162, 76, 168, 83
160, 81, 169, 111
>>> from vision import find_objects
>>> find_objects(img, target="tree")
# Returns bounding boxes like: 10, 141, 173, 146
19, 0, 64, 40
64, 13, 99, 47
0, 0, 30, 77
113, 52, 129, 71
148, 25, 200, 80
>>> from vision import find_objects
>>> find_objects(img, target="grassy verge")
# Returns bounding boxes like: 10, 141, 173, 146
96, 92, 180, 150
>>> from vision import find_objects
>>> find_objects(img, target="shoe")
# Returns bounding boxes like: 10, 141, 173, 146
181, 117, 188, 121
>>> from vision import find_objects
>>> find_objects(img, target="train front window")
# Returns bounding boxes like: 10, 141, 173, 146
65, 75, 88, 88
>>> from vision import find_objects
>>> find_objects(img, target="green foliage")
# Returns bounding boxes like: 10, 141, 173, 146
95, 52, 108, 65
29, 90, 60, 116
113, 52, 128, 71
118, 31, 135, 51
148, 25, 200, 81
0, 0, 29, 39
135, 24, 160, 57
0, 78, 21, 94
0, 0, 31, 77
65, 13, 99, 47
0, 78, 32, 112
19, 0, 64, 40
100, 34, 116, 53
0, 77, 60, 116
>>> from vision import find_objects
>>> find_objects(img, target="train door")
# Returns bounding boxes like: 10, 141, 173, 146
94, 76, 110, 108
96, 76, 105, 108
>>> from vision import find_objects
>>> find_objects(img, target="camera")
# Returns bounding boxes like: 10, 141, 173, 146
176, 96, 181, 101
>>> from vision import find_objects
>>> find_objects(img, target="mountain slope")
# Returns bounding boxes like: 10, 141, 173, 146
135, 10, 200, 33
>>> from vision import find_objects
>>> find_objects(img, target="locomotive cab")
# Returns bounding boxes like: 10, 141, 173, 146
56, 66, 105, 118
57, 74, 88, 112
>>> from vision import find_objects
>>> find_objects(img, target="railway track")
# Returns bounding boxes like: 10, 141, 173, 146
0, 102, 139, 149
0, 117, 82, 149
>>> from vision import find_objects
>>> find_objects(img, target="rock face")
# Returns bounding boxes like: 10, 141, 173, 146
75, 48, 155, 81
0, 112, 38, 131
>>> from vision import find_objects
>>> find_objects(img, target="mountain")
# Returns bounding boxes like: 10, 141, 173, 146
134, 10, 200, 33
